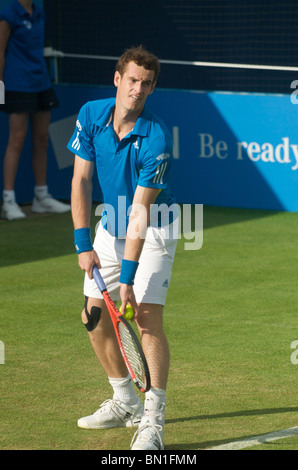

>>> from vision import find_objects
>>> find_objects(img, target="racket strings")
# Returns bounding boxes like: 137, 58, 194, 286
118, 322, 147, 390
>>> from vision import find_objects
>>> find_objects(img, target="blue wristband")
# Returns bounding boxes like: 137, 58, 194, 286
74, 228, 93, 254
119, 259, 139, 285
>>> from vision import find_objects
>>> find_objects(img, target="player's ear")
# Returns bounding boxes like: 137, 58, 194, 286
114, 71, 121, 88
149, 81, 156, 95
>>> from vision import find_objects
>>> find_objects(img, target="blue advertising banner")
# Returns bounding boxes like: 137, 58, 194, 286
156, 90, 298, 212
0, 84, 298, 211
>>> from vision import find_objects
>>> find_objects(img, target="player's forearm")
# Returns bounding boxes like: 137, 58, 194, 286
71, 156, 94, 229
123, 186, 160, 262
124, 187, 153, 262
124, 212, 147, 261
120, 217, 147, 312
71, 157, 99, 275
121, 186, 159, 287
71, 174, 93, 229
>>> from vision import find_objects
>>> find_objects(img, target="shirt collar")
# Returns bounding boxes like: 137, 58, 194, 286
102, 101, 150, 137
130, 106, 150, 137
14, 1, 39, 19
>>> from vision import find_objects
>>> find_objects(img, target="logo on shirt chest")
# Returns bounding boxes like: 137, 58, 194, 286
23, 20, 32, 29
133, 138, 139, 150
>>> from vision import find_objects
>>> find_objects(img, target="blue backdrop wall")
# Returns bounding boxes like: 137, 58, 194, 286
1, 1, 298, 212
0, 0, 43, 8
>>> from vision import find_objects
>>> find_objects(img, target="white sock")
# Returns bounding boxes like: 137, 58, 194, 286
108, 375, 139, 405
34, 185, 48, 199
3, 190, 16, 204
144, 388, 166, 426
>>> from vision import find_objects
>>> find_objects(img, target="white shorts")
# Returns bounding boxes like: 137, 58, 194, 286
84, 220, 177, 305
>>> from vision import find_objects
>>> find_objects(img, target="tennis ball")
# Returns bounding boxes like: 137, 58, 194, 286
119, 304, 134, 321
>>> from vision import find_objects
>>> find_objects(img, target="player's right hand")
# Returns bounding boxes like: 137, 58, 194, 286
78, 250, 101, 279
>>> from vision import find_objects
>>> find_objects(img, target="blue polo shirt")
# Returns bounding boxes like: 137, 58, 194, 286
67, 97, 176, 237
0, 0, 51, 92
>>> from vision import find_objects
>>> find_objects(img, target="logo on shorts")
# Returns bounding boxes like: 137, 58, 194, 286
162, 279, 169, 288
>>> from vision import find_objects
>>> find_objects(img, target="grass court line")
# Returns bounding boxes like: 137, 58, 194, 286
207, 426, 298, 450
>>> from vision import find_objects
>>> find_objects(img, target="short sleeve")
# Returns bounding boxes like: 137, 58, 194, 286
67, 103, 96, 161
137, 135, 173, 189
0, 6, 15, 28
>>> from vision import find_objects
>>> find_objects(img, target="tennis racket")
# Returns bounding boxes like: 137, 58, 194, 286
92, 266, 150, 393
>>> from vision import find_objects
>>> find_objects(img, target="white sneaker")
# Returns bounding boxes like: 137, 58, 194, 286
1, 201, 26, 221
131, 416, 165, 450
77, 398, 144, 430
32, 195, 70, 214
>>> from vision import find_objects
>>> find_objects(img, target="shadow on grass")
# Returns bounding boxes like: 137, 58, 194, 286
182, 204, 281, 233
165, 406, 298, 450
0, 208, 75, 268
0, 204, 284, 268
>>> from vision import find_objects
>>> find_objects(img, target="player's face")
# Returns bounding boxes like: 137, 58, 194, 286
114, 62, 156, 115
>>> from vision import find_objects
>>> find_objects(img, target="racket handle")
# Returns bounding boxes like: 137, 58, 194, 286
92, 266, 106, 293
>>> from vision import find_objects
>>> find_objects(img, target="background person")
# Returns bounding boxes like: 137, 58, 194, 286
0, 0, 70, 220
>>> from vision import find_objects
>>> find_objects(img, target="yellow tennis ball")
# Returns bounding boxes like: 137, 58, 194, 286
119, 304, 134, 321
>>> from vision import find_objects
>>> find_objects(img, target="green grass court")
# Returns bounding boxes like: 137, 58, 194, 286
1, 204, 298, 450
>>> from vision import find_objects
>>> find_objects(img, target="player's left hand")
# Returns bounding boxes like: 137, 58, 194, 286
119, 283, 138, 320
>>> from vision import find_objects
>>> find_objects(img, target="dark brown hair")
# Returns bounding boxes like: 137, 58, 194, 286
116, 46, 160, 83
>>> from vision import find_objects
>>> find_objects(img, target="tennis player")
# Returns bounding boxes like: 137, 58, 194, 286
68, 46, 177, 450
